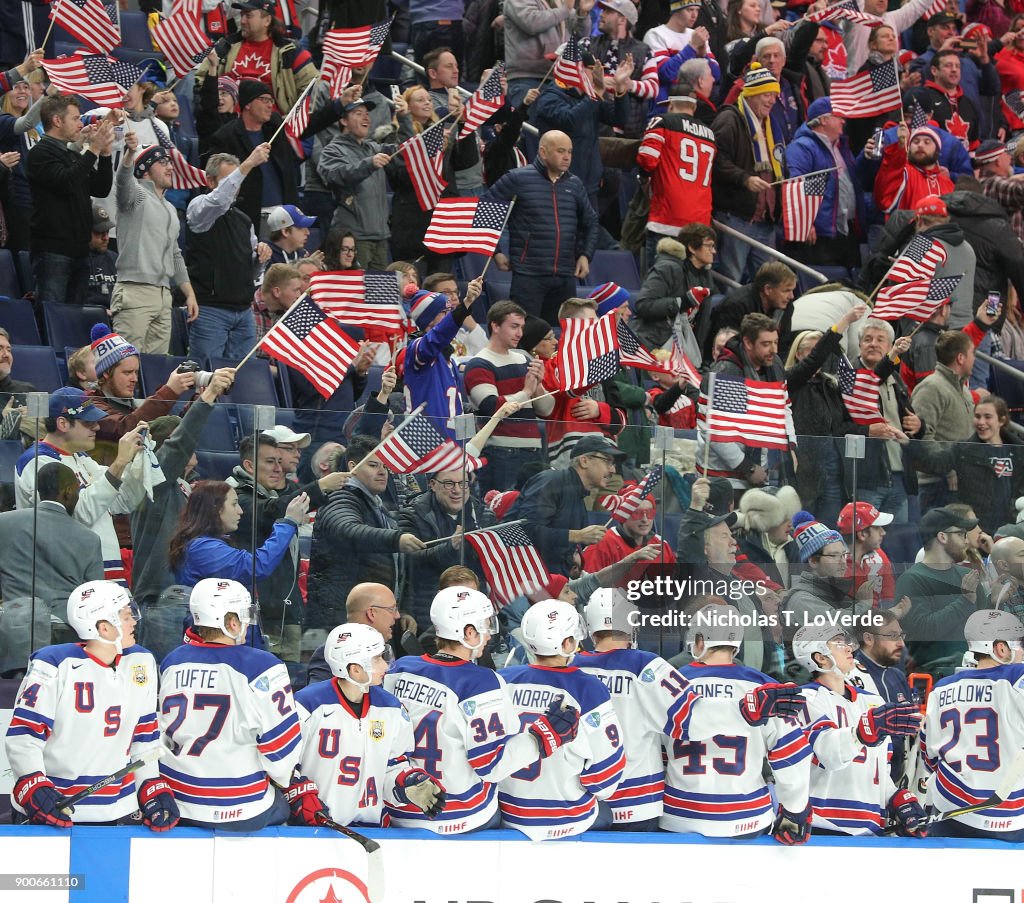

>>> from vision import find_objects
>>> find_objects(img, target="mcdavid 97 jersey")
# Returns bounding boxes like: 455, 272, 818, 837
923, 663, 1024, 834
499, 664, 625, 840
6, 644, 160, 822
294, 681, 414, 827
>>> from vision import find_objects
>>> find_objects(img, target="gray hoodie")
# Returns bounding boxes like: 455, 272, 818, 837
114, 161, 190, 288
317, 131, 391, 240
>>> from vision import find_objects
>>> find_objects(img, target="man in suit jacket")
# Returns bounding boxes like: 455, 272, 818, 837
0, 462, 104, 670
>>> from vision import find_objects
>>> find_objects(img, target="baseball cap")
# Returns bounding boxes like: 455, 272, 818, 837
670, 0, 702, 9
266, 204, 317, 231
919, 505, 979, 542
48, 387, 108, 422
995, 523, 1024, 541
232, 0, 275, 11
806, 97, 836, 123
570, 435, 627, 460
927, 11, 959, 25
339, 98, 377, 116
598, 0, 638, 26
914, 193, 947, 217
262, 424, 311, 448
92, 203, 113, 233
837, 502, 894, 534
679, 509, 738, 536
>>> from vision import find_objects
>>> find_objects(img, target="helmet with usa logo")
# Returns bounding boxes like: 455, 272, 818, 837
325, 623, 393, 690
965, 609, 1024, 664
521, 599, 584, 658
67, 580, 140, 652
189, 578, 258, 642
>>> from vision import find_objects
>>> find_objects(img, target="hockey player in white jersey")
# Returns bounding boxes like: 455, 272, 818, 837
384, 586, 580, 833
659, 604, 812, 842
499, 600, 626, 839
158, 579, 319, 830
6, 581, 177, 829
792, 623, 927, 837
577, 590, 808, 830
294, 623, 446, 827
923, 609, 1024, 841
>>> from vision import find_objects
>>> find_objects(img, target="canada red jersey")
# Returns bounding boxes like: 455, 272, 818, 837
636, 113, 716, 233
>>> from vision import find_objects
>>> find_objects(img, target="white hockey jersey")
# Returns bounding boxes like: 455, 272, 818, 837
799, 681, 896, 835
15, 442, 150, 585
158, 638, 302, 824
383, 654, 542, 834
498, 664, 625, 840
5, 643, 160, 822
660, 663, 810, 837
923, 663, 1024, 834
294, 680, 415, 827
576, 648, 720, 824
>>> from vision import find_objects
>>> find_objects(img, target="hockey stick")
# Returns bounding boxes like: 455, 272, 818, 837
315, 815, 385, 903
56, 745, 166, 814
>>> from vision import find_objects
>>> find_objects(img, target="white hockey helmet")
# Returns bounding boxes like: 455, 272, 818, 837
582, 588, 638, 643
965, 609, 1024, 663
324, 623, 394, 689
67, 581, 140, 651
686, 604, 743, 660
792, 622, 856, 676
521, 600, 584, 658
189, 578, 258, 641
430, 586, 498, 652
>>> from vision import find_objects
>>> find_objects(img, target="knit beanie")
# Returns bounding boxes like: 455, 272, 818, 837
589, 282, 631, 317
741, 62, 780, 98
238, 78, 272, 110
484, 489, 519, 520
909, 126, 940, 151
90, 324, 139, 378
408, 290, 448, 331
521, 316, 553, 353
218, 75, 239, 108
133, 144, 169, 179
791, 510, 844, 562
544, 574, 570, 599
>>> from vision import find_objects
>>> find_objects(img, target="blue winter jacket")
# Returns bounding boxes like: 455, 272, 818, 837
174, 521, 298, 590
784, 123, 864, 240
483, 157, 599, 277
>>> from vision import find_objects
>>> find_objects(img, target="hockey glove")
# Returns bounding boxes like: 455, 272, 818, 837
395, 769, 446, 818
528, 696, 580, 758
14, 773, 73, 829
139, 778, 179, 832
772, 804, 812, 845
284, 777, 329, 827
740, 682, 806, 726
888, 789, 928, 838
856, 702, 922, 746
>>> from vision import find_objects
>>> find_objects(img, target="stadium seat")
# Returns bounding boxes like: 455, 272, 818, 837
990, 358, 1024, 423
355, 364, 386, 407
170, 306, 190, 356
119, 11, 152, 50
587, 249, 642, 292
307, 227, 321, 251
195, 449, 237, 481
235, 405, 298, 439
0, 439, 23, 483
0, 298, 41, 345
196, 405, 238, 452
0, 250, 20, 299
484, 274, 512, 304
457, 254, 490, 281
42, 302, 109, 353
10, 346, 62, 391
138, 354, 188, 398
16, 251, 33, 296
209, 356, 279, 406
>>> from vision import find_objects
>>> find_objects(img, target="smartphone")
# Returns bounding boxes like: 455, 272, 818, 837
390, 84, 401, 101
986, 291, 1001, 316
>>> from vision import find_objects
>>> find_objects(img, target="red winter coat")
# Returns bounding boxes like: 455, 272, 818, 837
874, 141, 955, 217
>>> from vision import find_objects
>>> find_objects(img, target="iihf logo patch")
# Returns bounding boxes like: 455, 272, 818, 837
253, 676, 270, 691
639, 668, 656, 683
585, 711, 601, 728
462, 700, 476, 716
370, 720, 385, 740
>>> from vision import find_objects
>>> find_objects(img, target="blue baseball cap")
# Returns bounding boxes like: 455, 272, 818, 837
267, 204, 317, 231
49, 387, 108, 422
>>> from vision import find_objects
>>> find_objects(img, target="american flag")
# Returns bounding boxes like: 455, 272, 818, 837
782, 171, 828, 242
460, 63, 506, 137
465, 521, 549, 608
603, 465, 664, 523
322, 19, 392, 67
553, 34, 599, 101
261, 297, 361, 399
558, 315, 620, 390
908, 97, 931, 130
152, 9, 213, 77
697, 374, 794, 450
43, 53, 125, 107
887, 233, 947, 283
617, 317, 663, 373
50, 0, 120, 55
152, 126, 209, 190
835, 355, 884, 425
170, 0, 200, 18
283, 80, 315, 158
923, 0, 949, 17
309, 270, 404, 329
320, 60, 352, 97
668, 336, 702, 388
873, 274, 963, 321
402, 120, 448, 211
423, 198, 510, 256
110, 58, 143, 91
374, 409, 483, 474
807, 0, 883, 25
831, 60, 901, 118
1004, 90, 1024, 119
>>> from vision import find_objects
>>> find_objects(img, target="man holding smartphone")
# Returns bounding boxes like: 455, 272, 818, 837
0, 329, 35, 440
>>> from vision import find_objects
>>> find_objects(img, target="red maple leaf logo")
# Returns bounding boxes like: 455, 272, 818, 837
944, 111, 970, 148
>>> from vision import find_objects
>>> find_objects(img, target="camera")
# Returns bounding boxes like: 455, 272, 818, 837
176, 360, 214, 390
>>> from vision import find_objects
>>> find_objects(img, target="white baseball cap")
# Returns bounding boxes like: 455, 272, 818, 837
262, 424, 311, 448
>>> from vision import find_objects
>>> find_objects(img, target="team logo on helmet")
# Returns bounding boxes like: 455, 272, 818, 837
132, 665, 148, 686
462, 700, 476, 716
254, 676, 270, 691
338, 632, 352, 641
370, 720, 385, 741
217, 581, 230, 590
547, 611, 559, 622
81, 588, 94, 599
457, 590, 470, 600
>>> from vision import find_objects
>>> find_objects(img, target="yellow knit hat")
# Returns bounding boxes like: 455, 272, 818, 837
741, 62, 780, 97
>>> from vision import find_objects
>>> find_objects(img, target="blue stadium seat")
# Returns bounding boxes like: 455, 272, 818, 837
0, 439, 23, 483
42, 302, 109, 353
119, 11, 151, 50
355, 364, 386, 407
0, 250, 20, 300
10, 346, 62, 391
990, 359, 1024, 423
209, 356, 279, 406
0, 298, 41, 345
484, 274, 512, 304
195, 449, 238, 481
170, 306, 190, 356
138, 354, 188, 398
587, 249, 642, 291
306, 227, 321, 251
16, 251, 33, 296
235, 406, 298, 438
196, 405, 238, 452
457, 254, 490, 281
110, 47, 164, 66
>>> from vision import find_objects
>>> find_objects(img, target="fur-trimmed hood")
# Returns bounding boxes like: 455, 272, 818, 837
736, 486, 802, 533
655, 237, 688, 260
